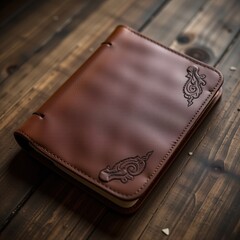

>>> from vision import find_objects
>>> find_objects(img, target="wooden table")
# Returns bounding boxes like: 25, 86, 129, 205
1, 0, 240, 239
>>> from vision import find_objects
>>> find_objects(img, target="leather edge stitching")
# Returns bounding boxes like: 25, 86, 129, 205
17, 26, 224, 199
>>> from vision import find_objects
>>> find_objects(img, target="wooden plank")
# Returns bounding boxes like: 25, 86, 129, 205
0, 0, 33, 27
0, 152, 49, 230
0, 0, 166, 119
1, 0, 239, 238
139, 36, 240, 239
87, 36, 240, 240
136, 1, 240, 237
0, 0, 136, 231
169, 0, 240, 65
0, 0, 93, 83
0, 0, 168, 156
0, 0, 169, 139
144, 0, 240, 65
87, 0, 240, 239
0, 0, 167, 236
0, 173, 105, 240
143, 0, 209, 46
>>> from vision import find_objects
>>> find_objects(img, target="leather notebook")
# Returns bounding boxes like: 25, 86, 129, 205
14, 25, 223, 213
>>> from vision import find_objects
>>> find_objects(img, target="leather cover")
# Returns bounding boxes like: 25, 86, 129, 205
14, 25, 223, 213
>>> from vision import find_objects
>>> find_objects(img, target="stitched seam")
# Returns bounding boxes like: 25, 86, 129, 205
18, 130, 136, 197
19, 27, 223, 198
122, 25, 223, 80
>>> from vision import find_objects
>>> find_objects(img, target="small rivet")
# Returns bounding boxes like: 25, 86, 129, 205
32, 112, 45, 119
101, 42, 112, 47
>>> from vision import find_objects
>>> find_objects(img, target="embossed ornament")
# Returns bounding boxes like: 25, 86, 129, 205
183, 66, 206, 106
99, 151, 153, 183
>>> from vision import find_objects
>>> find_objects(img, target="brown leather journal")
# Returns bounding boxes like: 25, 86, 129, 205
14, 25, 223, 213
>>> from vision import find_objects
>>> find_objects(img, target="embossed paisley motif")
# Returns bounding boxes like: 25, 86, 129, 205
99, 151, 153, 183
183, 66, 206, 106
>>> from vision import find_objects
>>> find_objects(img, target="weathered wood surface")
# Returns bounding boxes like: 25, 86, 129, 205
0, 0, 239, 239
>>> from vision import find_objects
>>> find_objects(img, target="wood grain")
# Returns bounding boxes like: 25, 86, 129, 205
87, 0, 240, 239
1, 174, 105, 240
0, 0, 93, 83
143, 0, 208, 46
0, 0, 167, 237
0, 0, 33, 27
139, 37, 240, 239
0, 0, 239, 239
170, 0, 240, 64
0, 0, 166, 118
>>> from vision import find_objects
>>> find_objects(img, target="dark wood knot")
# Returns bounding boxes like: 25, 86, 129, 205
177, 33, 193, 44
6, 65, 19, 75
210, 160, 225, 174
185, 47, 211, 63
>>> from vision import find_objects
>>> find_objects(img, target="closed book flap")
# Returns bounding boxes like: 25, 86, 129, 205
14, 25, 223, 207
